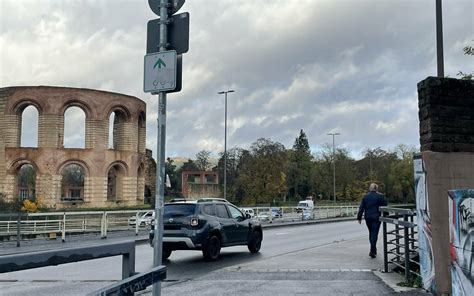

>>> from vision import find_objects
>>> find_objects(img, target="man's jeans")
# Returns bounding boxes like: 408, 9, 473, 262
365, 217, 381, 254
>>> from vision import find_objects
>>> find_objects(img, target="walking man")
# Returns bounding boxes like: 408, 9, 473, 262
357, 183, 387, 258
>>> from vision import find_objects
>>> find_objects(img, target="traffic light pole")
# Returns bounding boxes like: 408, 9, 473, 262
153, 1, 168, 295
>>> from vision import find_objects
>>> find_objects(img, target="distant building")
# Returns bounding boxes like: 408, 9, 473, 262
0, 86, 149, 209
181, 171, 220, 199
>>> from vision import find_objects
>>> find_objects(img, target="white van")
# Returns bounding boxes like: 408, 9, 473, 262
240, 208, 255, 218
296, 200, 314, 213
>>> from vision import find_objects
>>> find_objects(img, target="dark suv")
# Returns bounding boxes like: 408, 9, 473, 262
149, 200, 263, 260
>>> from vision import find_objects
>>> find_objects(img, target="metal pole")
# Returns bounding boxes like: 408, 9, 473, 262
218, 90, 234, 200
327, 133, 340, 203
224, 92, 227, 200
382, 216, 388, 272
436, 0, 444, 77
153, 1, 168, 295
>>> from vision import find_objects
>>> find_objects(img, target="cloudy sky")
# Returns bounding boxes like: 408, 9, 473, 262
1, 0, 473, 160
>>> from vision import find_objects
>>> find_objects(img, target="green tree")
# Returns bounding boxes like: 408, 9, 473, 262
195, 150, 211, 171
237, 138, 289, 205
288, 129, 313, 200
215, 147, 247, 204
388, 144, 417, 203
165, 157, 180, 197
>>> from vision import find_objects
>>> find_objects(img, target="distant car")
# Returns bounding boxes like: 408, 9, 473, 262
240, 208, 255, 218
128, 211, 154, 227
257, 211, 271, 221
302, 208, 313, 220
271, 207, 282, 218
149, 200, 263, 260
296, 200, 314, 213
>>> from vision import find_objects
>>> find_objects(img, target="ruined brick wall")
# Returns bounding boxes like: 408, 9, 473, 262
0, 86, 147, 209
417, 77, 474, 295
144, 149, 156, 204
418, 77, 474, 152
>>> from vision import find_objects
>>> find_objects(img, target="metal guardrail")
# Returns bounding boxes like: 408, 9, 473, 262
89, 265, 166, 296
379, 206, 419, 283
0, 206, 358, 245
0, 240, 136, 279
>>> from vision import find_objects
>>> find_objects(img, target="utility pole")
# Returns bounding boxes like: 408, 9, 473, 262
327, 133, 340, 203
218, 90, 234, 200
436, 0, 444, 77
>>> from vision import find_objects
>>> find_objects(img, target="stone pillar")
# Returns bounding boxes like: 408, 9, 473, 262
0, 93, 7, 195
3, 115, 20, 148
417, 77, 474, 295
138, 125, 146, 154
38, 114, 63, 148
85, 119, 108, 150
115, 122, 138, 152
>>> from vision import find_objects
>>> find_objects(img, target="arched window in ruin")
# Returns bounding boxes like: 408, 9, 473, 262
108, 109, 128, 150
108, 112, 115, 149
20, 105, 39, 148
61, 164, 85, 201
64, 106, 85, 148
17, 164, 36, 200
107, 164, 126, 201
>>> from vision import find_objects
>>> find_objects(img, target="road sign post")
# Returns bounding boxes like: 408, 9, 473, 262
145, 1, 187, 294
152, 1, 168, 296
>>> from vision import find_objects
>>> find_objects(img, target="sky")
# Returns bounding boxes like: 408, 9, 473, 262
1, 0, 473, 160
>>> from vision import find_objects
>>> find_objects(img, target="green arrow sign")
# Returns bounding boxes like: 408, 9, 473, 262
154, 58, 166, 69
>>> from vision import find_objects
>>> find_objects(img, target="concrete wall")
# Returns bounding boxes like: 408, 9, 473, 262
0, 86, 148, 209
417, 77, 474, 295
448, 189, 473, 296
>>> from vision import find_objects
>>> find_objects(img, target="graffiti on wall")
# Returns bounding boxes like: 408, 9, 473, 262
413, 154, 435, 291
448, 189, 473, 296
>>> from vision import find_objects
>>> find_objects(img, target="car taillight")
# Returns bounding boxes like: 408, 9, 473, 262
190, 217, 199, 227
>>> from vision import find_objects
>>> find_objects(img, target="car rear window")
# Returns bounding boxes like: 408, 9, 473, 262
201, 204, 216, 216
164, 204, 196, 218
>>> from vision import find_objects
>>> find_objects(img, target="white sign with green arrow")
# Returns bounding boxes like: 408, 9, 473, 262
144, 50, 177, 92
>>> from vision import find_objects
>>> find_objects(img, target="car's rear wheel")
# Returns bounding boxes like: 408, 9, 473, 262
162, 248, 172, 260
202, 235, 221, 260
248, 230, 262, 253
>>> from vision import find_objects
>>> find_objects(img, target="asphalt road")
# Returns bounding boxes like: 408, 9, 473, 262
0, 220, 366, 295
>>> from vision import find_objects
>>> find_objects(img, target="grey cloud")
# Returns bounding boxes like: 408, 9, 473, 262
1, 0, 472, 160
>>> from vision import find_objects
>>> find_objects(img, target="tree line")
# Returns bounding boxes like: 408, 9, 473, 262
165, 130, 417, 206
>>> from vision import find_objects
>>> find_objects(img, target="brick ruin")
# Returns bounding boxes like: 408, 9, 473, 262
0, 86, 151, 209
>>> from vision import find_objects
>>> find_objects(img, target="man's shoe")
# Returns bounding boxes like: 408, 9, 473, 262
369, 252, 376, 258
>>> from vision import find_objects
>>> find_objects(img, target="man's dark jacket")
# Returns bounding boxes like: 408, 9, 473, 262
357, 191, 387, 220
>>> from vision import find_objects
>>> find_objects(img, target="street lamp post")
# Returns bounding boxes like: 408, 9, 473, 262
327, 133, 340, 203
218, 90, 234, 200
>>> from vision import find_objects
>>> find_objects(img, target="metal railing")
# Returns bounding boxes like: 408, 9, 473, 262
252, 205, 359, 223
0, 205, 359, 244
0, 210, 154, 244
379, 206, 419, 283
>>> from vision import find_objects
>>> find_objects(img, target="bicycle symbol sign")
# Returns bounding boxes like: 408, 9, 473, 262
144, 50, 177, 93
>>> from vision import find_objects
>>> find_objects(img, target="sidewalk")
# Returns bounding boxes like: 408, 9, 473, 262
143, 236, 429, 296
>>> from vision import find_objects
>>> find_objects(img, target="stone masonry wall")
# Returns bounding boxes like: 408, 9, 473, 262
417, 77, 474, 295
418, 77, 474, 152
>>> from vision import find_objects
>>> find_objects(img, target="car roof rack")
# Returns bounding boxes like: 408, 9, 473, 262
196, 198, 229, 203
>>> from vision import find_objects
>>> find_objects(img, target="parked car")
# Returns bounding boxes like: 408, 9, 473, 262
302, 208, 313, 220
257, 211, 271, 221
128, 211, 154, 227
149, 200, 263, 260
271, 207, 282, 218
